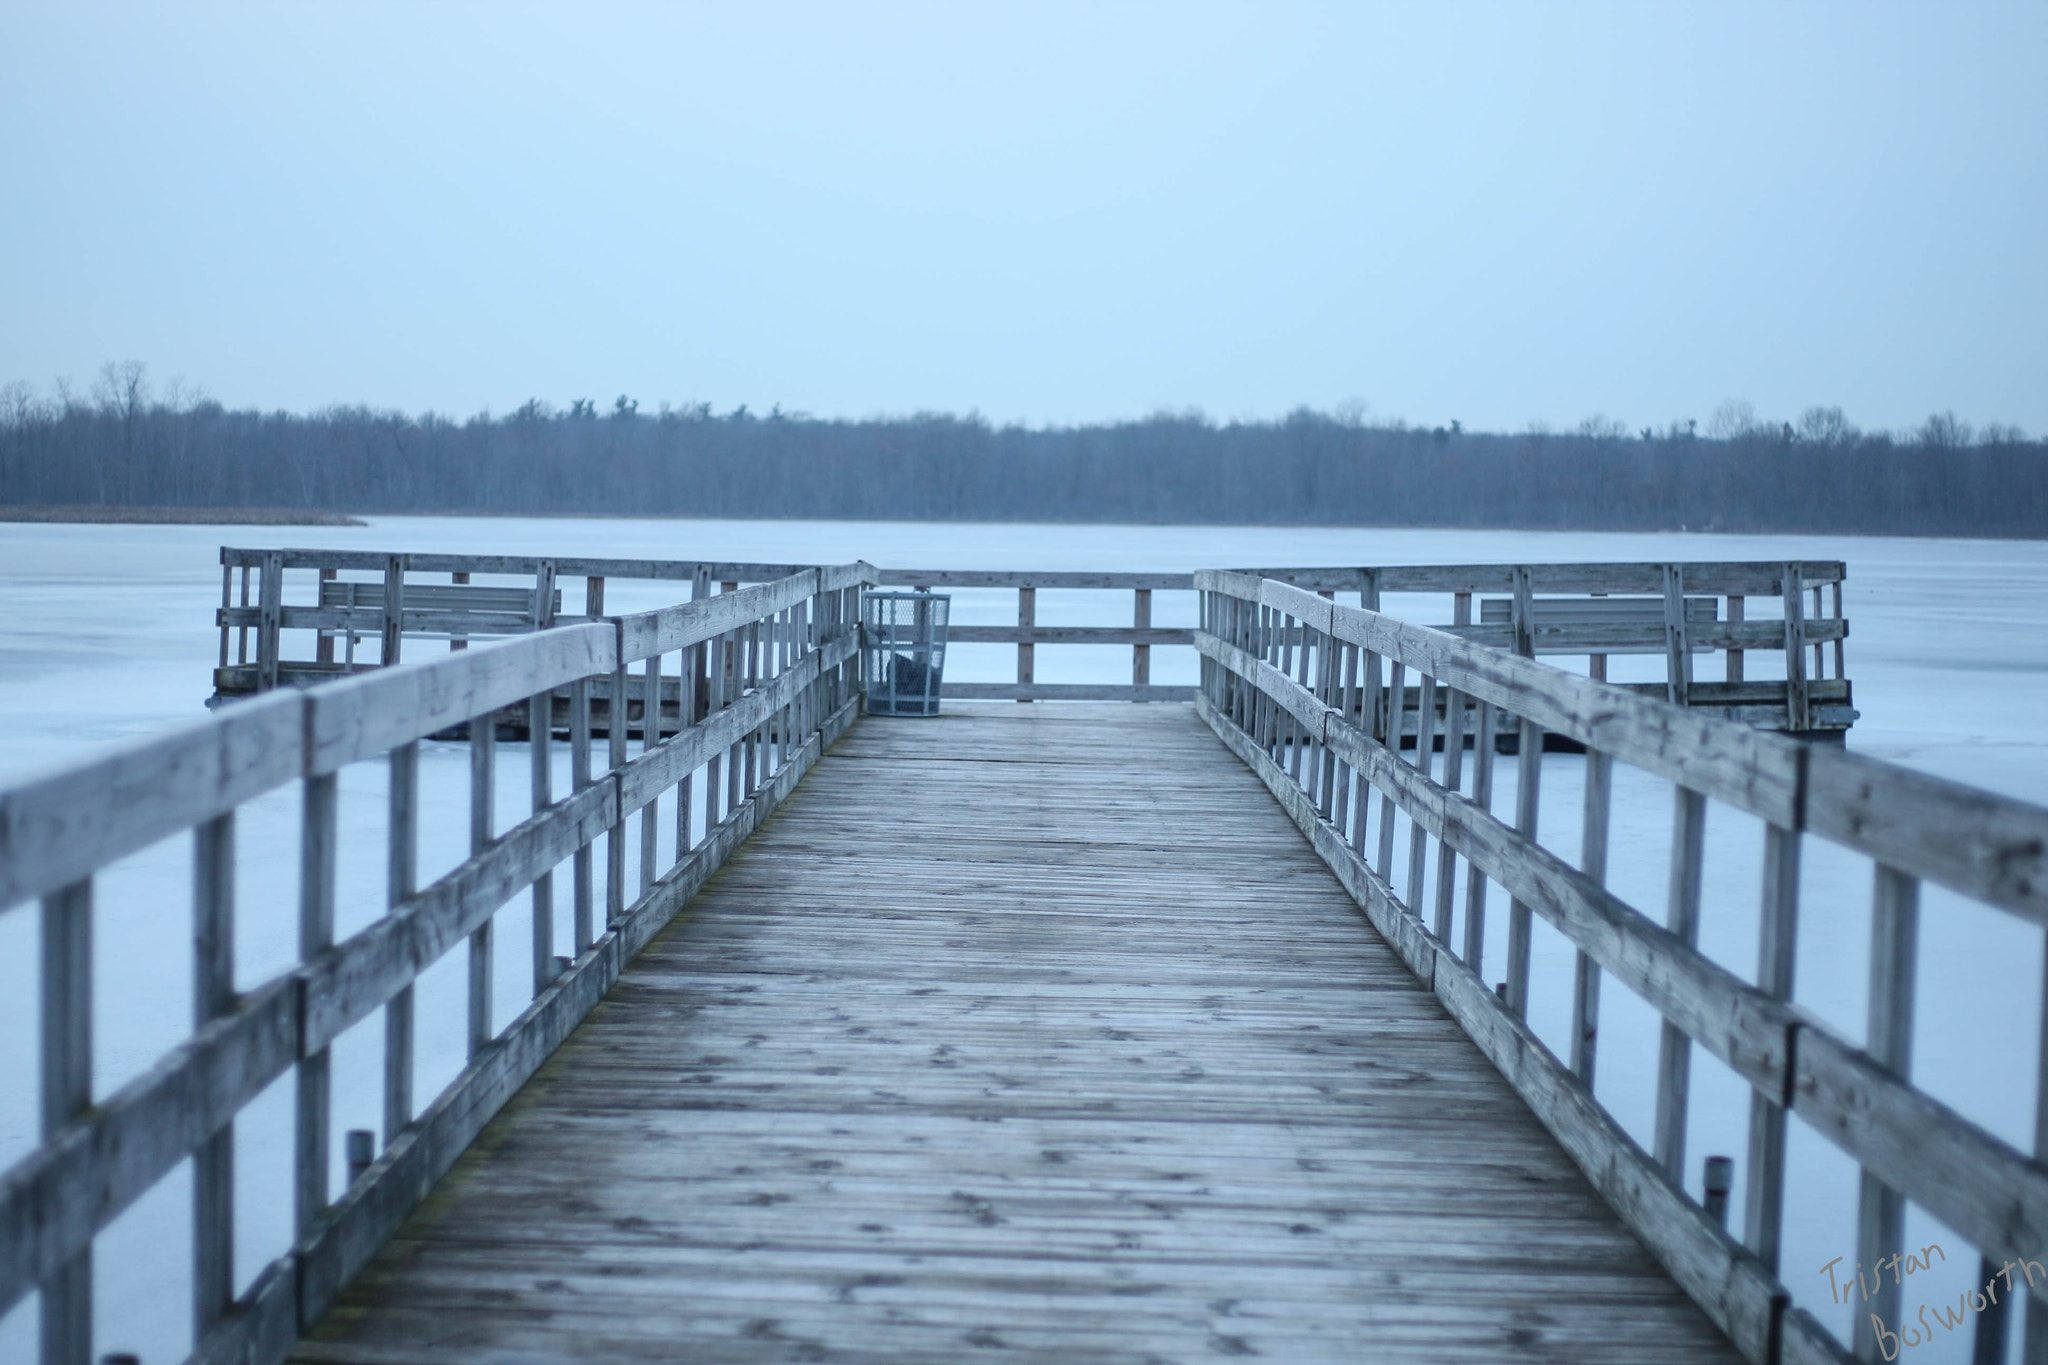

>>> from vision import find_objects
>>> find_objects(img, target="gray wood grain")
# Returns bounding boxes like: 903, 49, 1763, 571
296, 702, 1741, 1365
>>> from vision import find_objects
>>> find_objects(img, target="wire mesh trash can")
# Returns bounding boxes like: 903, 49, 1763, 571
863, 591, 950, 716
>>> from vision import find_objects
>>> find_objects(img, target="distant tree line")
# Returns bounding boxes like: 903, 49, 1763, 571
2, 363, 2044, 536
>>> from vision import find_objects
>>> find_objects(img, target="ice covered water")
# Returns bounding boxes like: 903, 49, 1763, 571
3, 515, 2044, 1360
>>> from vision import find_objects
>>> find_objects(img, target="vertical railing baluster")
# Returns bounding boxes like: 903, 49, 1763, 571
1726, 594, 1745, 684
1407, 673, 1439, 914
41, 876, 92, 1365
1433, 686, 1467, 941
258, 550, 285, 691
641, 648, 661, 895
1505, 567, 1541, 1015
1745, 819, 1799, 1273
1663, 564, 1692, 708
469, 707, 496, 1057
1654, 786, 1707, 1176
1351, 645, 1375, 856
723, 613, 743, 814
1463, 702, 1498, 973
219, 561, 234, 670
1333, 642, 1358, 834
385, 741, 417, 1139
607, 627, 628, 929
1016, 585, 1035, 701
1854, 865, 1920, 1361
194, 813, 235, 1343
379, 554, 404, 670
1359, 570, 1382, 744
530, 692, 555, 995
1505, 712, 1543, 1016
1378, 660, 1405, 880
2025, 925, 2048, 1363
298, 768, 339, 1242
1133, 587, 1152, 691
1784, 563, 1809, 732
571, 674, 594, 953
749, 615, 764, 789
678, 600, 700, 861
1572, 747, 1612, 1083
705, 626, 727, 836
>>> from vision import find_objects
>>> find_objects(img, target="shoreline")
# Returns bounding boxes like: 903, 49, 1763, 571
0, 505, 367, 526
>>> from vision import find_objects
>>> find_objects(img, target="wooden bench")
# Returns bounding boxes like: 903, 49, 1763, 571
1476, 594, 1717, 653
319, 579, 563, 666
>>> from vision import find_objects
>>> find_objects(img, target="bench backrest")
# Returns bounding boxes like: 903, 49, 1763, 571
320, 580, 560, 618
1477, 594, 1716, 626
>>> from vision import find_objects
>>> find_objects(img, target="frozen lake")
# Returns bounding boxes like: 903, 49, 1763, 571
3, 515, 2045, 1361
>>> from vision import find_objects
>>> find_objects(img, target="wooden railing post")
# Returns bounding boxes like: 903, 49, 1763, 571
640, 645, 662, 896
570, 675, 594, 953
1016, 586, 1035, 701
380, 554, 405, 668
1506, 567, 1541, 1018
1853, 866, 1919, 1360
534, 560, 559, 630
1663, 564, 1691, 707
530, 692, 556, 996
258, 550, 285, 691
385, 741, 418, 1140
1726, 594, 1745, 683
1377, 660, 1405, 879
1745, 818, 1800, 1273
316, 566, 338, 664
450, 570, 471, 651
1572, 748, 1612, 1084
1463, 700, 1497, 974
40, 877, 92, 1365
193, 814, 235, 1342
607, 622, 629, 926
1653, 787, 1706, 1177
1433, 687, 1467, 942
1133, 588, 1151, 688
1407, 673, 1439, 914
470, 703, 497, 1056
219, 559, 235, 670
298, 768, 339, 1242
1783, 564, 1809, 731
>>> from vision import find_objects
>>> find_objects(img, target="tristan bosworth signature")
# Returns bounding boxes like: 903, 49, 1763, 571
1822, 1244, 2046, 1359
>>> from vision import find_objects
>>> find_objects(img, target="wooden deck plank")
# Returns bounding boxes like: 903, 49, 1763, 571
294, 702, 1739, 1364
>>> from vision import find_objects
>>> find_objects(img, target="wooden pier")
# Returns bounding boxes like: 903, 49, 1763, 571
5, 554, 2044, 1365
294, 703, 1737, 1363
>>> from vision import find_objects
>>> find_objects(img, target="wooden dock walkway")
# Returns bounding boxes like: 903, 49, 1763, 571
21, 556, 2048, 1365
293, 704, 1737, 1364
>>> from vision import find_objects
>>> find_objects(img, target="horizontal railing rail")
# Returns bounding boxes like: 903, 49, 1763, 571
1194, 571, 2048, 1365
1, 562, 876, 1365
216, 550, 1852, 727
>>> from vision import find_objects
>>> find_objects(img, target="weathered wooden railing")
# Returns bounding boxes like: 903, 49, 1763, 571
216, 549, 1852, 731
1, 562, 874, 1365
1253, 560, 1853, 735
1194, 572, 2045, 1365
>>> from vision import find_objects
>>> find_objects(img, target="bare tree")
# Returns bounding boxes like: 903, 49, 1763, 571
1917, 411, 1973, 449
1705, 398, 1760, 441
1797, 405, 1858, 446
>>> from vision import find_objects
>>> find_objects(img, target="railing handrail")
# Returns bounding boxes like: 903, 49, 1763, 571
0, 562, 878, 1365
1193, 571, 2048, 1365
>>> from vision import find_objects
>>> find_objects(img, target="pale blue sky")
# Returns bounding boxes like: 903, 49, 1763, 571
3, 3, 2043, 432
